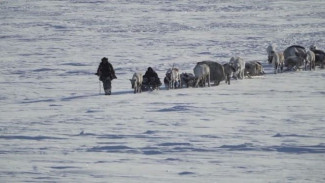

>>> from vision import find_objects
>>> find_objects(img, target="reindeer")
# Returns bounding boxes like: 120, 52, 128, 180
129, 73, 143, 94
193, 63, 210, 87
271, 51, 284, 74
229, 56, 245, 79
223, 63, 235, 85
305, 50, 316, 71
164, 68, 181, 89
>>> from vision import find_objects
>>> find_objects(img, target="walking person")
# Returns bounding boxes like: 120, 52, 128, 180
96, 57, 117, 95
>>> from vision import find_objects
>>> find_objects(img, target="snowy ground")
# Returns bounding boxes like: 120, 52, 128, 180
1, 0, 325, 182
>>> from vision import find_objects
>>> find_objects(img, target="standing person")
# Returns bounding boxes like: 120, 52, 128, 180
96, 57, 117, 95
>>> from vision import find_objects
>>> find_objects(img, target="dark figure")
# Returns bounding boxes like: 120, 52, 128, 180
142, 67, 162, 90
96, 57, 117, 95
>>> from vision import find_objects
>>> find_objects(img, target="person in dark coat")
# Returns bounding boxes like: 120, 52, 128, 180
143, 67, 162, 87
96, 57, 117, 95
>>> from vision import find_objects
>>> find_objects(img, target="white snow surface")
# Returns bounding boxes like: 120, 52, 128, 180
1, 0, 325, 182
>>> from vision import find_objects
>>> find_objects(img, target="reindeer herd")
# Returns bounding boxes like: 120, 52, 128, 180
130, 44, 325, 94
267, 44, 324, 74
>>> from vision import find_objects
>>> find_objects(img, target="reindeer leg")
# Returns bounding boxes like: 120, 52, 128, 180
195, 78, 200, 88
